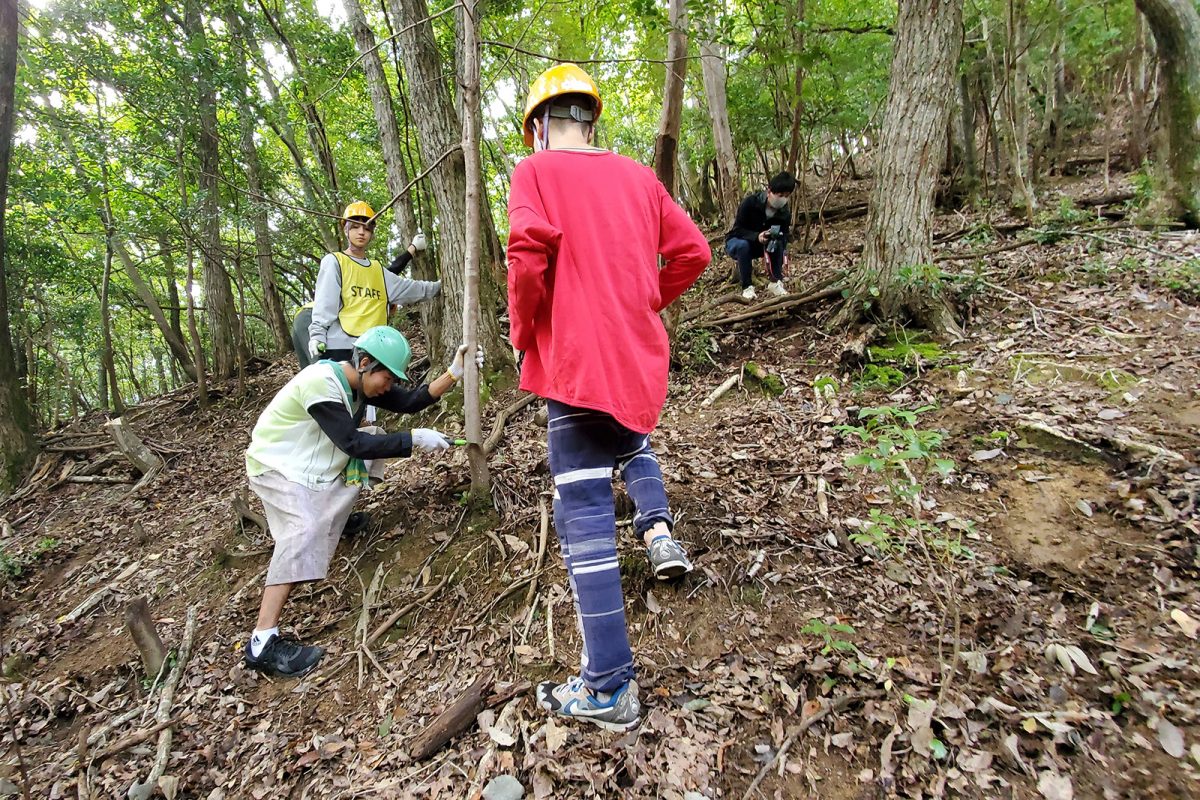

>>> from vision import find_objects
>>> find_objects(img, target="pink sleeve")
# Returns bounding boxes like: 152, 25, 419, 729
655, 183, 712, 311
506, 162, 562, 351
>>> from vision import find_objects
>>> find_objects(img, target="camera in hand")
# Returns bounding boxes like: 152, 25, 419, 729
764, 224, 783, 254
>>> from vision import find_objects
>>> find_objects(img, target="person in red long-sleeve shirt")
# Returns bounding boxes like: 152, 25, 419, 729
507, 63, 711, 732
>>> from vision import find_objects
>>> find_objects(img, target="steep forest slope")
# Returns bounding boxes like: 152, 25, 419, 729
1, 170, 1198, 799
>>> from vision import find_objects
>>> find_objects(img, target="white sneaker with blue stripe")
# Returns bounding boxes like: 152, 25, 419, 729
537, 676, 641, 732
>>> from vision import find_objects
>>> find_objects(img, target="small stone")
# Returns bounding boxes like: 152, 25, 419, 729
481, 775, 525, 800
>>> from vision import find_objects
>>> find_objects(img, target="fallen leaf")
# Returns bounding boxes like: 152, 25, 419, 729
487, 725, 517, 748
544, 719, 568, 754
1037, 770, 1074, 800
1075, 499, 1093, 517
1061, 645, 1098, 675
970, 448, 1003, 461
1097, 408, 1124, 420
1170, 609, 1198, 638
645, 590, 662, 615
1157, 718, 1185, 758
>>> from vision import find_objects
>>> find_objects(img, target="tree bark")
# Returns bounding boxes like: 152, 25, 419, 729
654, 0, 688, 195
227, 12, 291, 354
125, 596, 167, 680
342, 0, 419, 240
1134, 0, 1200, 226
1127, 11, 1155, 166
384, 0, 505, 368
836, 0, 964, 335
458, 0, 491, 499
699, 30, 739, 222
99, 242, 125, 413
1003, 0, 1035, 214
185, 0, 238, 378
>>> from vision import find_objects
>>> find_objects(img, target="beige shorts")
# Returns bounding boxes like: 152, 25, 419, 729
250, 455, 387, 586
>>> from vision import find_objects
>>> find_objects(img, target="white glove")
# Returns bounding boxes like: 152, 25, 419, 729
449, 344, 485, 379
411, 232, 427, 251
411, 428, 451, 452
308, 339, 325, 359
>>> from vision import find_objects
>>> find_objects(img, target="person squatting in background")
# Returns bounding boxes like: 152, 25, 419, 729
724, 171, 796, 300
507, 63, 712, 732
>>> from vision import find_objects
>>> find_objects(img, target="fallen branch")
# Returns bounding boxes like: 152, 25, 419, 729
523, 495, 550, 607
679, 290, 751, 324
59, 561, 142, 624
405, 674, 492, 762
66, 475, 132, 485
105, 417, 165, 478
127, 606, 197, 800
701, 285, 842, 328
88, 716, 179, 764
700, 373, 740, 408
741, 691, 882, 800
365, 575, 451, 648
484, 393, 537, 455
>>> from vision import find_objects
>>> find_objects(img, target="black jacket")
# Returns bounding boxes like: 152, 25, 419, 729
725, 191, 792, 249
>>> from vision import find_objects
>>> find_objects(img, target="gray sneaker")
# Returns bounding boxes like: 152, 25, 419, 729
647, 535, 693, 580
537, 676, 641, 732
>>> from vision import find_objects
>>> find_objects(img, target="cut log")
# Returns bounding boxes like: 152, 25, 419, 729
104, 418, 164, 475
125, 596, 167, 680
405, 673, 492, 761
839, 324, 879, 369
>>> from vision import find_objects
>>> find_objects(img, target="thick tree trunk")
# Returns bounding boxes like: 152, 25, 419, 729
385, 0, 505, 368
836, 0, 964, 335
1135, 0, 1200, 226
342, 0, 418, 240
186, 0, 238, 378
699, 32, 739, 222
653, 0, 688, 195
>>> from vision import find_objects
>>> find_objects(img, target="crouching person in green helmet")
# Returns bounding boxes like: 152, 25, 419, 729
242, 325, 484, 677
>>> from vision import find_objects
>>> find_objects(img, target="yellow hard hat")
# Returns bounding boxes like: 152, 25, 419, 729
342, 200, 376, 221
521, 63, 602, 148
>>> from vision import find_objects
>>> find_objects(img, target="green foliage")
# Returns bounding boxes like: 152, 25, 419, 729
837, 405, 954, 501
0, 537, 59, 582
801, 618, 856, 655
854, 364, 906, 392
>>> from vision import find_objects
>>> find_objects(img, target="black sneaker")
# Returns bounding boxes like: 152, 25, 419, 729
342, 511, 371, 537
243, 634, 324, 678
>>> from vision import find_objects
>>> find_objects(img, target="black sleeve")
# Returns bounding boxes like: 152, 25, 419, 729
370, 383, 440, 414
727, 194, 762, 242
780, 205, 792, 244
387, 250, 414, 275
308, 402, 414, 459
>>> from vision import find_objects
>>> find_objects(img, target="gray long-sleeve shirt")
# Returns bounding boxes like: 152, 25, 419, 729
308, 252, 440, 351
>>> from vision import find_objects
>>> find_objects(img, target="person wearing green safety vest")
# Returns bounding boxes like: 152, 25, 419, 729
243, 325, 483, 678
299, 201, 437, 367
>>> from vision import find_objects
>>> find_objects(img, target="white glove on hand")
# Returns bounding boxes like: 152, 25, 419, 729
411, 232, 427, 251
411, 428, 451, 452
308, 339, 324, 359
449, 344, 485, 379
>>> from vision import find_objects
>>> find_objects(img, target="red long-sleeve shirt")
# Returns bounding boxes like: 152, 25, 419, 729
506, 149, 711, 433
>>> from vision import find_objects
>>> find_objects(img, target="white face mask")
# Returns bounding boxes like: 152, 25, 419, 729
768, 194, 788, 210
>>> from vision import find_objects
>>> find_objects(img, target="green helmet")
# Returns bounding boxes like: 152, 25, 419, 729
352, 326, 411, 380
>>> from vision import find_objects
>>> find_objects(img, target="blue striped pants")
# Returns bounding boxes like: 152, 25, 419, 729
547, 400, 674, 693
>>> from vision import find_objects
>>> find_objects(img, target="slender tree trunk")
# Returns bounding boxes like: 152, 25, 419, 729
183, 1, 237, 378
341, 0, 418, 239
784, 0, 807, 176
1127, 10, 1153, 165
1135, 0, 1200, 226
227, 12, 291, 354
1003, 0, 1035, 214
699, 34, 740, 222
99, 242, 125, 413
653, 0, 688, 195
384, 0, 505, 368
958, 71, 979, 200
177, 140, 209, 411
835, 0, 965, 335
459, 0, 491, 499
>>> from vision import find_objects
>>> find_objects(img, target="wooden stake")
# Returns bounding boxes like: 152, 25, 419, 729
124, 596, 167, 680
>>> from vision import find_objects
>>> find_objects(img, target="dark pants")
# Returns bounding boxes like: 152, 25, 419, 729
726, 237, 784, 287
292, 308, 350, 368
547, 400, 674, 693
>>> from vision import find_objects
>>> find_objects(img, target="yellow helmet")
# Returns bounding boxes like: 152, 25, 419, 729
342, 200, 375, 221
521, 63, 602, 148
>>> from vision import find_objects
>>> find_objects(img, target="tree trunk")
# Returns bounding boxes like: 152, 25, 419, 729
458, 0, 491, 499
186, 0, 238, 378
699, 31, 739, 222
99, 242, 125, 413
177, 140, 210, 412
958, 71, 979, 200
342, 0, 419, 240
1135, 0, 1200, 226
835, 0, 964, 335
227, 12, 291, 354
784, 0, 807, 176
1127, 11, 1154, 165
653, 0, 688, 195
1003, 0, 1035, 214
384, 0, 505, 368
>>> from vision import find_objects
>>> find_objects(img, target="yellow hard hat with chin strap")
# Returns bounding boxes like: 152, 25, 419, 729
521, 63, 602, 148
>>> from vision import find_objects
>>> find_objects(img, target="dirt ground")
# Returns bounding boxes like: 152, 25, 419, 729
1, 171, 1198, 799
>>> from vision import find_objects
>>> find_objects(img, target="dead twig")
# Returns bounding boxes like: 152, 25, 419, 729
484, 393, 537, 454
